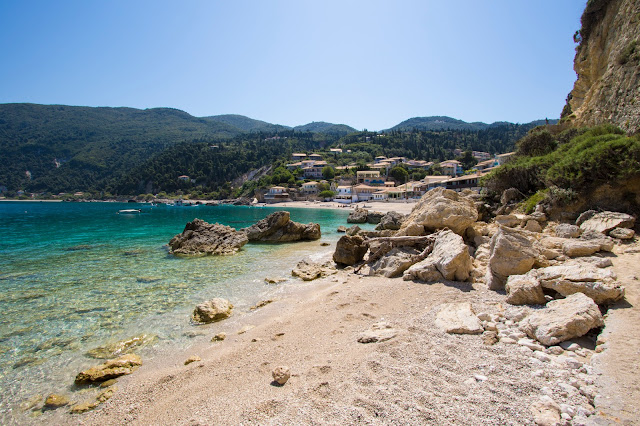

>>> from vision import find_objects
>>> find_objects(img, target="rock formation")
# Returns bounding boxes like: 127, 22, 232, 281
168, 219, 248, 256
333, 235, 368, 266
241, 211, 321, 242
75, 354, 143, 384
562, 0, 640, 133
347, 207, 368, 223
396, 188, 478, 236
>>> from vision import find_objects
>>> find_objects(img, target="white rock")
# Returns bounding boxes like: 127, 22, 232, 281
533, 351, 551, 362
580, 211, 635, 234
518, 339, 545, 352
272, 366, 291, 385
536, 263, 624, 304
474, 374, 487, 382
559, 341, 580, 351
486, 227, 542, 290
545, 346, 564, 356
501, 337, 517, 344
435, 302, 483, 334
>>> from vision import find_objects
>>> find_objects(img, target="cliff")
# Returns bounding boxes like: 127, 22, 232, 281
562, 0, 640, 133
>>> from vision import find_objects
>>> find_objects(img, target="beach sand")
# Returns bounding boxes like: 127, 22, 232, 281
76, 235, 640, 425
263, 200, 418, 215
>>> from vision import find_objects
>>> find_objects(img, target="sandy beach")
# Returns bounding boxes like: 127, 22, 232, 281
264, 200, 418, 215
74, 226, 640, 425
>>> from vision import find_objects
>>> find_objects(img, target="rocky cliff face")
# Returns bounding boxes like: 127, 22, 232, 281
562, 0, 640, 133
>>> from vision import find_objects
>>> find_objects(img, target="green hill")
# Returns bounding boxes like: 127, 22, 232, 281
203, 114, 291, 133
388, 116, 557, 132
293, 122, 357, 136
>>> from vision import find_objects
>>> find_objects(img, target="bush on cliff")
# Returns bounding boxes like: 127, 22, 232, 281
482, 125, 640, 201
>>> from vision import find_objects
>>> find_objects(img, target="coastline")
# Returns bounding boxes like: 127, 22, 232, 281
254, 200, 418, 215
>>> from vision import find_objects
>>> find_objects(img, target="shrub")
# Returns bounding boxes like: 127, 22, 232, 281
618, 40, 638, 65
516, 129, 557, 157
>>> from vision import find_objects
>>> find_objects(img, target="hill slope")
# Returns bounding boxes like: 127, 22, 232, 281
203, 114, 291, 133
293, 121, 357, 136
388, 116, 556, 132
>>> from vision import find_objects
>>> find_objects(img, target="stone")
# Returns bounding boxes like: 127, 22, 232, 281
70, 401, 98, 414
337, 225, 347, 233
211, 332, 226, 342
375, 211, 405, 230
184, 356, 201, 365
482, 331, 499, 345
192, 298, 233, 323
518, 338, 545, 352
546, 346, 564, 356
532, 351, 551, 362
265, 276, 286, 284
495, 215, 521, 228
75, 353, 143, 384
501, 188, 523, 205
291, 260, 336, 281
524, 220, 543, 233
86, 334, 158, 359
272, 366, 291, 385
366, 211, 385, 224
346, 225, 361, 236
555, 224, 581, 239
485, 226, 541, 290
520, 293, 604, 346
333, 235, 368, 266
250, 300, 273, 310
575, 210, 597, 226
435, 302, 483, 334
241, 211, 321, 242
536, 263, 624, 304
20, 395, 42, 412
370, 247, 420, 278
559, 341, 580, 351
347, 207, 368, 223
100, 379, 118, 388
579, 211, 635, 234
609, 227, 635, 240
96, 387, 116, 403
530, 396, 561, 426
403, 229, 473, 282
168, 219, 248, 256
562, 239, 613, 257
357, 322, 398, 343
44, 394, 69, 409
505, 272, 546, 305
396, 187, 478, 236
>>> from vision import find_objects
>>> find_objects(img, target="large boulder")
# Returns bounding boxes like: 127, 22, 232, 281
192, 298, 233, 323
536, 263, 624, 304
366, 211, 385, 224
505, 272, 546, 305
396, 187, 478, 236
75, 354, 143, 384
520, 293, 604, 346
403, 230, 472, 282
333, 235, 368, 266
555, 224, 581, 239
562, 239, 613, 257
168, 219, 248, 256
485, 226, 541, 291
435, 302, 483, 334
369, 247, 420, 278
375, 211, 405, 231
241, 211, 321, 242
347, 207, 368, 223
579, 211, 635, 234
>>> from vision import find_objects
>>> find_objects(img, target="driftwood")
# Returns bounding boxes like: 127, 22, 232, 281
355, 230, 447, 273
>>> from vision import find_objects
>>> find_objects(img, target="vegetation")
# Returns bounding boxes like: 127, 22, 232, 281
482, 124, 640, 205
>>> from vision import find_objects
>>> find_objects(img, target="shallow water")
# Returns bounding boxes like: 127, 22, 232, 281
0, 201, 352, 422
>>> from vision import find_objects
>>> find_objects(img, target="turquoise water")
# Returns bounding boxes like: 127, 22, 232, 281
0, 201, 350, 422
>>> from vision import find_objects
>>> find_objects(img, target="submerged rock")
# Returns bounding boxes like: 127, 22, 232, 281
86, 334, 158, 359
291, 260, 336, 281
241, 211, 321, 242
192, 298, 233, 324
75, 354, 143, 384
43, 394, 69, 409
168, 219, 248, 256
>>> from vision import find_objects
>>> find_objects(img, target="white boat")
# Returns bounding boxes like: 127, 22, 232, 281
118, 209, 142, 214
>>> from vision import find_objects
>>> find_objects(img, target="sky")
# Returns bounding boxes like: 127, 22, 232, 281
0, 0, 586, 130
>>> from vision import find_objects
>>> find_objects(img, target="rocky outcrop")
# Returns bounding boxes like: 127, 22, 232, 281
366, 211, 385, 224
562, 238, 613, 257
291, 260, 336, 281
75, 354, 143, 384
397, 188, 478, 236
403, 230, 472, 282
192, 298, 233, 323
375, 211, 405, 230
536, 263, 624, 304
333, 235, 368, 266
369, 247, 420, 278
241, 211, 321, 242
347, 207, 368, 223
435, 303, 483, 334
168, 219, 248, 256
505, 272, 546, 305
555, 224, 582, 239
485, 226, 542, 290
579, 210, 635, 234
562, 0, 640, 133
520, 293, 604, 346
86, 334, 158, 359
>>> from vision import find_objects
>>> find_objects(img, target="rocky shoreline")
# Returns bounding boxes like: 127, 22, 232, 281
24, 187, 639, 424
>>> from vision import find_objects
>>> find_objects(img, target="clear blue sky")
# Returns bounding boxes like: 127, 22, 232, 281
0, 0, 586, 130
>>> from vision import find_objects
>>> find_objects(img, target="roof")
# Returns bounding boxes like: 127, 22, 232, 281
303, 181, 319, 185
292, 153, 306, 156
357, 170, 380, 175
270, 186, 287, 190
445, 173, 481, 183
441, 159, 461, 165
497, 152, 515, 158
354, 184, 377, 190
422, 176, 450, 183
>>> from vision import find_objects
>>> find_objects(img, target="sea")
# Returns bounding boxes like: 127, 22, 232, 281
0, 201, 357, 423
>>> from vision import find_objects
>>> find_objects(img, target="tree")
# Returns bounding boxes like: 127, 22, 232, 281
318, 190, 336, 199
456, 150, 477, 171
322, 166, 335, 180
389, 166, 409, 183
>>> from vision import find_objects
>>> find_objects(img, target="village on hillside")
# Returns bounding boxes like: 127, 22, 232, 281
261, 150, 514, 204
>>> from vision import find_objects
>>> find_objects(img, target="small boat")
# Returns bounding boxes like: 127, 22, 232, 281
118, 209, 142, 214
